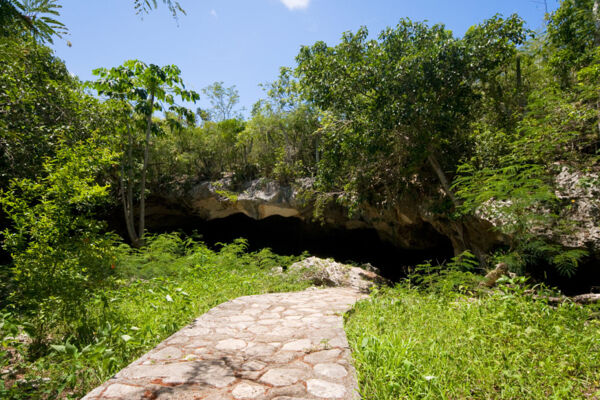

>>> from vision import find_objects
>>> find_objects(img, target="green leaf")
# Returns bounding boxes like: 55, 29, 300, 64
50, 344, 66, 353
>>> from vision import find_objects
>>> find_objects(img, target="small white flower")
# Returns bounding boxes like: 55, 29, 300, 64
424, 375, 436, 381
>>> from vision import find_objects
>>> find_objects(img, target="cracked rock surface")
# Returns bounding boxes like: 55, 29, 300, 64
83, 287, 365, 400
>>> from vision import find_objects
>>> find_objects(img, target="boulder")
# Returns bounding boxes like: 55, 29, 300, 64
288, 257, 388, 293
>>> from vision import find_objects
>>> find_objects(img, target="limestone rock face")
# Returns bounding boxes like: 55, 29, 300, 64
148, 177, 502, 255
471, 166, 600, 256
187, 178, 304, 221
553, 166, 600, 253
145, 173, 600, 272
288, 257, 388, 292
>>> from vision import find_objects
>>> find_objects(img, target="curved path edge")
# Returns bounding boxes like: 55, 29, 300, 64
83, 287, 366, 400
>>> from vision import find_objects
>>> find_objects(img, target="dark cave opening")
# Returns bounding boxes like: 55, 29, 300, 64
145, 213, 455, 282
112, 209, 600, 294
530, 257, 600, 296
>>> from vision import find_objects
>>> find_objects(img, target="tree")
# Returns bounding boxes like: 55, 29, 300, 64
0, 0, 67, 43
91, 60, 199, 247
245, 70, 321, 182
201, 81, 241, 122
295, 16, 527, 208
0, 34, 112, 189
547, 0, 600, 85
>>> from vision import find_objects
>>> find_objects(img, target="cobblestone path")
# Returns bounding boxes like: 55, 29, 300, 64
83, 287, 365, 400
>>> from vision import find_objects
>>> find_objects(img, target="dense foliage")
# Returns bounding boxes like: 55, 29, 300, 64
0, 36, 112, 188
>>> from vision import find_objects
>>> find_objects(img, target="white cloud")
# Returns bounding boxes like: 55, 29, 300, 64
210, 9, 218, 18
280, 0, 310, 10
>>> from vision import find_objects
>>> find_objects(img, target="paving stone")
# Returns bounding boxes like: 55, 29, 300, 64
271, 397, 306, 400
167, 335, 190, 345
203, 393, 234, 400
259, 368, 307, 386
282, 320, 304, 328
327, 336, 349, 348
232, 382, 266, 399
247, 325, 271, 334
257, 318, 280, 325
180, 327, 211, 336
281, 339, 312, 352
216, 338, 247, 351
304, 349, 342, 364
230, 315, 255, 322
153, 387, 211, 400
271, 398, 306, 400
244, 343, 277, 357
314, 363, 348, 378
102, 384, 146, 398
242, 360, 267, 371
149, 346, 183, 360
118, 361, 236, 387
259, 351, 301, 364
184, 339, 212, 348
268, 383, 309, 398
306, 379, 347, 398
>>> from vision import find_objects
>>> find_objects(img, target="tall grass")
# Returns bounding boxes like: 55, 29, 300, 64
346, 272, 600, 399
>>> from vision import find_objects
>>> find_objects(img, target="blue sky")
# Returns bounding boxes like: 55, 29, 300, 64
52, 0, 558, 116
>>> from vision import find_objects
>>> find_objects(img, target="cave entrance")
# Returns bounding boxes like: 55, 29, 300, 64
147, 213, 455, 281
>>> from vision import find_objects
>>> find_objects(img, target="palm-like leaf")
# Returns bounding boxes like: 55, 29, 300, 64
133, 0, 186, 19
0, 0, 67, 43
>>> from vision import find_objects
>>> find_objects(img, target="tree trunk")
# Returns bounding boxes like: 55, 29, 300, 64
597, 100, 600, 149
595, 1, 600, 143
120, 162, 137, 245
122, 123, 140, 246
593, 0, 600, 48
516, 55, 526, 111
427, 154, 459, 208
137, 91, 155, 247
315, 135, 320, 167
426, 153, 489, 262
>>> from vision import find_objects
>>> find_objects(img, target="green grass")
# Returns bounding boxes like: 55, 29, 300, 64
0, 234, 310, 399
345, 273, 600, 399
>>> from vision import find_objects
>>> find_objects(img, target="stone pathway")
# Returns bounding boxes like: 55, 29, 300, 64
83, 287, 365, 400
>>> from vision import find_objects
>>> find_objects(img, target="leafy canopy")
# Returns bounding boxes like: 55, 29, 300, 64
91, 60, 199, 123
295, 15, 527, 202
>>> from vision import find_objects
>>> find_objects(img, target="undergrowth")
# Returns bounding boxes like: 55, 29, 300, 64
0, 234, 309, 399
345, 263, 600, 399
